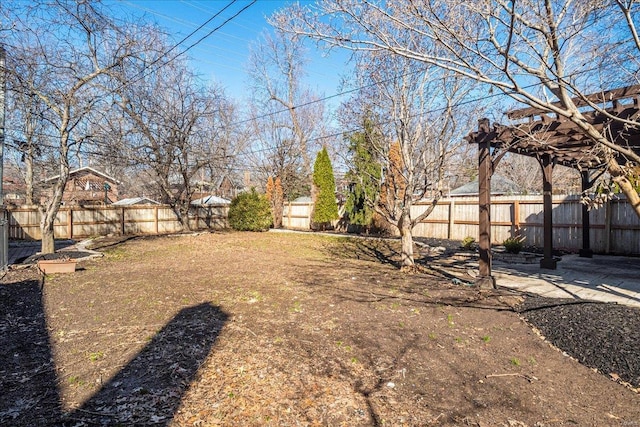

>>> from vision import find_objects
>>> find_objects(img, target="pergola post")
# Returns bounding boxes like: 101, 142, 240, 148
476, 119, 496, 289
540, 155, 557, 269
579, 170, 593, 258
466, 85, 640, 273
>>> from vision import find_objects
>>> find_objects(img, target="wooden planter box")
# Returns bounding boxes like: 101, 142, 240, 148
37, 259, 77, 274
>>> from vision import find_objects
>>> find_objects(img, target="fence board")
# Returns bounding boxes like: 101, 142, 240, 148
282, 195, 640, 255
10, 196, 640, 255
8, 204, 229, 241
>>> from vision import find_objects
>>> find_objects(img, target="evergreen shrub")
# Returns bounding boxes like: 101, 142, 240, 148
228, 189, 273, 231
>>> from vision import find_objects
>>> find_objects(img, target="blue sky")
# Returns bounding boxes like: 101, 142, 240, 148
111, 0, 350, 101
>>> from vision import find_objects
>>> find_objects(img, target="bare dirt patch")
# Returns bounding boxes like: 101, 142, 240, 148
1, 231, 638, 426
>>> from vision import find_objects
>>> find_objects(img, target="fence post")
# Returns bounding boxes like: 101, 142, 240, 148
154, 206, 159, 235
68, 207, 73, 239
1, 208, 7, 270
121, 207, 125, 235
604, 199, 612, 254
513, 200, 520, 236
447, 200, 455, 239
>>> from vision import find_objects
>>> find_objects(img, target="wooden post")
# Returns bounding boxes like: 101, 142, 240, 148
540, 155, 557, 269
579, 170, 593, 257
604, 199, 612, 254
154, 206, 159, 235
448, 200, 455, 239
121, 207, 125, 236
512, 200, 520, 236
68, 207, 73, 239
476, 119, 495, 288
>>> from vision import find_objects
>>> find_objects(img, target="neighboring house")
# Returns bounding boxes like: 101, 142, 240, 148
214, 175, 244, 200
2, 164, 28, 206
188, 175, 244, 202
291, 196, 312, 203
191, 195, 231, 206
3, 176, 26, 206
43, 167, 120, 205
448, 174, 524, 197
112, 197, 160, 206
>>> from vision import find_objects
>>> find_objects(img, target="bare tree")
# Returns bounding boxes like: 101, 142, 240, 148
111, 53, 237, 230
247, 27, 328, 199
341, 50, 476, 267
247, 102, 311, 200
496, 155, 580, 195
5, 0, 144, 253
5, 82, 47, 205
274, 0, 640, 217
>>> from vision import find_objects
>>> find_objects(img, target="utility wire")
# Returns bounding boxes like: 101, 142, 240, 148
234, 66, 609, 158
115, 0, 256, 91
135, 0, 238, 77
4, 65, 612, 163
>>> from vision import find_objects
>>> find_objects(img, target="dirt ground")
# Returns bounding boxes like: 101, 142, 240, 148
1, 231, 639, 426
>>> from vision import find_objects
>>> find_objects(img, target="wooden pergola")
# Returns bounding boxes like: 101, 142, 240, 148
466, 85, 640, 288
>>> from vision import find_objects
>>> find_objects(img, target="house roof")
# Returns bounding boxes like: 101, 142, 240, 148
191, 195, 231, 205
450, 174, 523, 196
44, 166, 121, 184
292, 196, 312, 203
214, 175, 244, 189
112, 197, 160, 206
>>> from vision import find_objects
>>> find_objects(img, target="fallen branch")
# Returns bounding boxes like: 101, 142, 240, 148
485, 373, 538, 382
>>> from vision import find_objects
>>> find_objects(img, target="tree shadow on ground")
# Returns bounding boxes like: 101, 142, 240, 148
322, 237, 401, 268
0, 275, 61, 425
0, 272, 228, 426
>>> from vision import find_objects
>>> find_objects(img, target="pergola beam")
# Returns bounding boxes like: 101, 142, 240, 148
508, 85, 640, 119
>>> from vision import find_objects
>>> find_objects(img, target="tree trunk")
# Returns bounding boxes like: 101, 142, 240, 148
608, 158, 640, 217
25, 147, 34, 205
39, 172, 67, 254
40, 209, 57, 254
399, 212, 414, 267
178, 204, 192, 232
274, 203, 283, 228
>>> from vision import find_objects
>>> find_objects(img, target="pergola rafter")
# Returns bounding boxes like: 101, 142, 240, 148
467, 85, 640, 289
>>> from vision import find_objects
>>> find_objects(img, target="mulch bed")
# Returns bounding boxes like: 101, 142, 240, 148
519, 298, 640, 389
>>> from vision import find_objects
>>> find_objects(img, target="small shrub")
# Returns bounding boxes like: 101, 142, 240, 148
461, 236, 476, 250
503, 236, 524, 254
228, 189, 273, 231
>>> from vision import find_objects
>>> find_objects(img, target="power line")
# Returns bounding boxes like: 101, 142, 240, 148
115, 0, 256, 91
233, 66, 607, 158
134, 0, 238, 77
5, 66, 604, 163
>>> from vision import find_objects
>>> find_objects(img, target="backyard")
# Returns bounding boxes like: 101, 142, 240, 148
1, 231, 639, 426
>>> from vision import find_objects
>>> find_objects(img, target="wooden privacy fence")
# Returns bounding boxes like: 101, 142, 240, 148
9, 196, 639, 255
283, 195, 640, 255
8, 204, 229, 240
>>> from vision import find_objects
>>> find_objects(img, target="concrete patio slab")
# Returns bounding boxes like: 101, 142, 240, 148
492, 254, 640, 308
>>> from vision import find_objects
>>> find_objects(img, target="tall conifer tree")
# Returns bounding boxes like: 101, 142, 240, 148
312, 147, 339, 227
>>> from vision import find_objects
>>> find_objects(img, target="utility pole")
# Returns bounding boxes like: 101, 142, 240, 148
0, 44, 5, 203
0, 44, 7, 270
